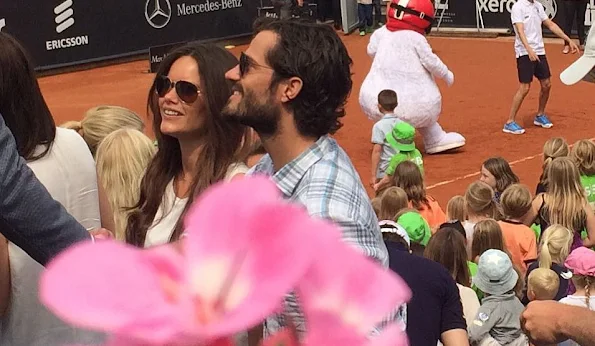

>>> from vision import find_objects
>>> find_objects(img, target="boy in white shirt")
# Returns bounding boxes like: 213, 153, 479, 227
370, 89, 401, 188
503, 0, 579, 135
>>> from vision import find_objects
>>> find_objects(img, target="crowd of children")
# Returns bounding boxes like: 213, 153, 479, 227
369, 88, 595, 345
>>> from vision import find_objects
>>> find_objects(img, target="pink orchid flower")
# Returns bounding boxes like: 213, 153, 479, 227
39, 176, 330, 345
295, 230, 412, 346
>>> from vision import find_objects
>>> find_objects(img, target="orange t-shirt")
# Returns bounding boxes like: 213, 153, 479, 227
412, 196, 446, 232
498, 220, 537, 273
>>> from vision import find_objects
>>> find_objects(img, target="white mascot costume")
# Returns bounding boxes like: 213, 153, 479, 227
358, 0, 465, 154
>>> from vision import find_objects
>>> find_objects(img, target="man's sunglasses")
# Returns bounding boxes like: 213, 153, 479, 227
239, 52, 273, 77
154, 75, 201, 104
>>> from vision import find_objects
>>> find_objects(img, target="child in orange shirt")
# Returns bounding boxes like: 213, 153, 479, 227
498, 184, 538, 274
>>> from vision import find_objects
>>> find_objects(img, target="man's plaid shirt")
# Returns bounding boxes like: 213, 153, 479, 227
248, 135, 403, 337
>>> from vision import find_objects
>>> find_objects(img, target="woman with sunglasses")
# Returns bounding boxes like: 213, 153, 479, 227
125, 42, 249, 249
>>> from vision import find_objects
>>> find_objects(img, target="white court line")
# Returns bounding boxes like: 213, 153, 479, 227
426, 136, 595, 190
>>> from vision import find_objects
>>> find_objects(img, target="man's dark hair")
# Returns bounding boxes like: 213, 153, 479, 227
378, 89, 398, 112
253, 18, 353, 138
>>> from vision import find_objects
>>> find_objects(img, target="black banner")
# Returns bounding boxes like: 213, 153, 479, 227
434, 0, 593, 33
0, 0, 258, 71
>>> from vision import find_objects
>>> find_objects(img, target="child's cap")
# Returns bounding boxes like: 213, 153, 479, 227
397, 211, 430, 246
565, 247, 595, 276
386, 121, 416, 152
473, 249, 518, 295
379, 220, 411, 246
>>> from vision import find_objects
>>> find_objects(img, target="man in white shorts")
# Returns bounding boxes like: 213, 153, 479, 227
503, 0, 578, 135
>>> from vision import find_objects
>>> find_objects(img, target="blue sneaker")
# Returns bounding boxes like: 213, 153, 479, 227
534, 114, 553, 128
503, 121, 525, 134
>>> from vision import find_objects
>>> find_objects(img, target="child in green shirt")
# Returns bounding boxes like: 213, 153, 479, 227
571, 139, 595, 208
374, 121, 424, 192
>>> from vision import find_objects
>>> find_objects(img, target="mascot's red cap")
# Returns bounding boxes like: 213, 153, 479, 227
386, 0, 435, 35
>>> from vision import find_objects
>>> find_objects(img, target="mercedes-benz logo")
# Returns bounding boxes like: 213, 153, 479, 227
537, 0, 557, 19
145, 0, 172, 29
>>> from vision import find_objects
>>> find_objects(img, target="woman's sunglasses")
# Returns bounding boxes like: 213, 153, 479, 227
154, 75, 201, 104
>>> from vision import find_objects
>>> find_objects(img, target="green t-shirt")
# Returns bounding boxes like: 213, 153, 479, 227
581, 174, 595, 207
468, 261, 483, 300
386, 149, 424, 176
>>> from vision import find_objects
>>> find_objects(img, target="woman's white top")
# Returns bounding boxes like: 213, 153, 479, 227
144, 162, 249, 248
0, 127, 104, 345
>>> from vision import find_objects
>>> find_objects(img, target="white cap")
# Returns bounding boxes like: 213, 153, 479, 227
379, 220, 411, 246
560, 25, 595, 85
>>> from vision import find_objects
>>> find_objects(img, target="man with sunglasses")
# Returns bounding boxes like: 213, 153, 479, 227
221, 18, 395, 339
0, 114, 112, 266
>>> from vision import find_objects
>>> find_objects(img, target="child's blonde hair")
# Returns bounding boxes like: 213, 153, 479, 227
471, 219, 507, 260
572, 274, 594, 309
528, 268, 560, 301
379, 187, 409, 221
500, 183, 532, 220
446, 195, 466, 221
61, 105, 144, 156
465, 181, 501, 220
371, 197, 381, 218
545, 157, 589, 231
571, 139, 595, 176
96, 128, 156, 241
540, 137, 570, 189
538, 224, 573, 270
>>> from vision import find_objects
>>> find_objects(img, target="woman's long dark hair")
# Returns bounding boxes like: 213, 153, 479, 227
125, 43, 244, 246
0, 32, 56, 161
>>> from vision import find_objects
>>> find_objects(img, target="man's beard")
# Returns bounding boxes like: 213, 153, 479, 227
222, 87, 282, 138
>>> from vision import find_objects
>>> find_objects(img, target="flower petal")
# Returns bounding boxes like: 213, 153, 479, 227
183, 176, 330, 337
296, 237, 411, 337
39, 241, 183, 343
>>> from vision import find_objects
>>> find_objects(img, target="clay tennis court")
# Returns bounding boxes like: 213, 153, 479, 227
38, 34, 594, 206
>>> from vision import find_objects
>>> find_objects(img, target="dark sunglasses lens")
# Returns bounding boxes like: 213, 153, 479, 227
239, 53, 248, 76
176, 81, 198, 103
155, 76, 171, 97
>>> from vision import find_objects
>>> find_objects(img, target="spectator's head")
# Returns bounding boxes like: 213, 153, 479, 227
565, 247, 595, 309
379, 220, 411, 252
0, 32, 56, 161
446, 195, 466, 222
500, 183, 532, 220
371, 197, 382, 218
474, 249, 518, 296
222, 18, 352, 140
425, 226, 471, 287
464, 181, 501, 220
61, 105, 144, 157
527, 268, 560, 301
396, 209, 431, 256
377, 89, 398, 114
540, 137, 569, 189
538, 224, 573, 270
480, 157, 519, 194
546, 157, 588, 230
391, 161, 427, 210
571, 139, 595, 176
96, 128, 157, 241
471, 219, 507, 262
379, 186, 409, 221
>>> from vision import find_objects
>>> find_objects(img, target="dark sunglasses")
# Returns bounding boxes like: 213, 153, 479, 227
239, 52, 273, 77
154, 75, 201, 104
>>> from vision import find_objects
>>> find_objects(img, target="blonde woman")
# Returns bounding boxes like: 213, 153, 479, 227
95, 128, 157, 241
536, 137, 569, 194
523, 157, 595, 252
521, 224, 574, 304
462, 181, 501, 257
61, 105, 144, 157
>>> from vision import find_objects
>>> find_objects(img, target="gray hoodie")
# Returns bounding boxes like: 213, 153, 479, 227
468, 292, 525, 345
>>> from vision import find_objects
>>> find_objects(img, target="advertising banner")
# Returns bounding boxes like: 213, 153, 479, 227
0, 0, 258, 71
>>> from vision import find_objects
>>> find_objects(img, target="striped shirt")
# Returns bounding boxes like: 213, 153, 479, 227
248, 135, 392, 337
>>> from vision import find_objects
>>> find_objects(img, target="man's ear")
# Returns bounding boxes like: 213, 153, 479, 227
280, 76, 303, 103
